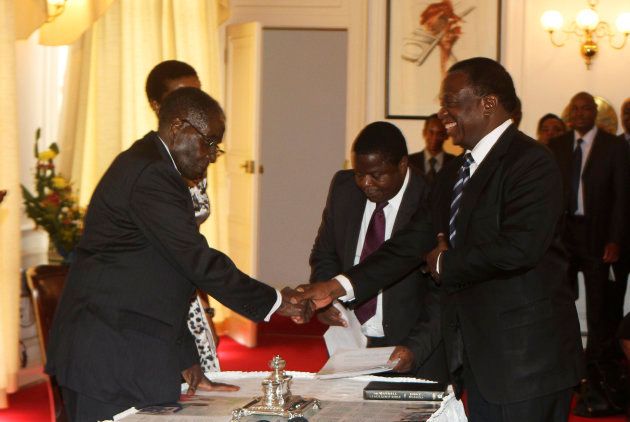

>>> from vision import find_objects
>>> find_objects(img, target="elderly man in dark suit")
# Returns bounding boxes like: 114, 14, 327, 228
310, 121, 448, 381
295, 57, 584, 421
408, 114, 454, 184
548, 92, 629, 366
45, 88, 303, 422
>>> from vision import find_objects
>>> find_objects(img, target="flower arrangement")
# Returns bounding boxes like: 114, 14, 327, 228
21, 129, 84, 263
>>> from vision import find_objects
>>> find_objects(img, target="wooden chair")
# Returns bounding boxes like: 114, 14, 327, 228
26, 264, 69, 422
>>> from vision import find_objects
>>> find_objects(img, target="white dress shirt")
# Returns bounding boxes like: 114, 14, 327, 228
424, 150, 446, 174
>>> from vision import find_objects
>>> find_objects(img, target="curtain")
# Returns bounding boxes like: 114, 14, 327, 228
0, 0, 24, 409
58, 0, 229, 250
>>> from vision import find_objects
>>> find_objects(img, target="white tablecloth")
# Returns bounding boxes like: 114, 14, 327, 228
114, 371, 467, 422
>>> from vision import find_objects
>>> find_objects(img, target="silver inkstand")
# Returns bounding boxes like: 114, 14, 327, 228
231, 355, 321, 421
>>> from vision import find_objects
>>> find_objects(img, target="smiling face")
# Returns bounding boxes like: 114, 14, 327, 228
438, 71, 491, 150
168, 112, 225, 181
352, 152, 407, 204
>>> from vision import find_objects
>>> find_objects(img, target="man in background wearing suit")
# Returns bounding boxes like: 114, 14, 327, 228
310, 121, 448, 381
408, 114, 454, 185
46, 88, 303, 422
295, 57, 584, 421
548, 92, 629, 367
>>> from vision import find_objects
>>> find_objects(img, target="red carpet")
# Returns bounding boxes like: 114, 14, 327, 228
0, 381, 53, 422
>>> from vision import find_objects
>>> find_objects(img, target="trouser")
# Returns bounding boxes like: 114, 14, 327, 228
462, 362, 573, 422
566, 217, 620, 362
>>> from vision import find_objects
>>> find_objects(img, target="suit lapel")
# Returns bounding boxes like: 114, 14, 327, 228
582, 129, 604, 178
393, 174, 420, 234
455, 126, 514, 244
343, 186, 367, 269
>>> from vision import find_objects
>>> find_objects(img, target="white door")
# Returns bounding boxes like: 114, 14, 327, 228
222, 22, 262, 348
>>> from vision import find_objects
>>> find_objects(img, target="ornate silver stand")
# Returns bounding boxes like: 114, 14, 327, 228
231, 355, 321, 421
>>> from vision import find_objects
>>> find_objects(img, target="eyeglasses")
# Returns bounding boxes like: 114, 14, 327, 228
181, 118, 225, 155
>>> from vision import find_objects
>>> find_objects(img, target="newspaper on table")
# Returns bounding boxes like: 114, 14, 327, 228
316, 346, 397, 379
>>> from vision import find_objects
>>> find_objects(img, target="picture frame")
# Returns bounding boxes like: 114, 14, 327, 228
386, 0, 502, 119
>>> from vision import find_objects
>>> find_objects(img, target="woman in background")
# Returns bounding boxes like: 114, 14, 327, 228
537, 113, 566, 145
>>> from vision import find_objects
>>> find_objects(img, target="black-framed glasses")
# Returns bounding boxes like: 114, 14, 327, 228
181, 118, 225, 155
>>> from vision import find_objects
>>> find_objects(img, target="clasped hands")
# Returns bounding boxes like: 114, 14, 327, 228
278, 232, 450, 323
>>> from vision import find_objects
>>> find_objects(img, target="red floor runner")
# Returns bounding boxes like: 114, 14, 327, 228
0, 381, 53, 422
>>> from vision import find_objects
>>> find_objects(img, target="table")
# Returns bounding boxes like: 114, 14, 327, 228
114, 371, 467, 422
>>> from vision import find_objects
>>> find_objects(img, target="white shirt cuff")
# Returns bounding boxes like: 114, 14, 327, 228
335, 275, 355, 302
265, 289, 283, 321
436, 251, 443, 275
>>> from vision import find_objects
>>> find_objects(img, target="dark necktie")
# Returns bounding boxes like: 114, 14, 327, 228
354, 201, 388, 324
449, 153, 474, 247
427, 157, 437, 183
570, 139, 583, 214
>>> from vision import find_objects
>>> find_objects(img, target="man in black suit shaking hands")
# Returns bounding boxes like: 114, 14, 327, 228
294, 58, 584, 421
310, 122, 447, 381
46, 88, 304, 422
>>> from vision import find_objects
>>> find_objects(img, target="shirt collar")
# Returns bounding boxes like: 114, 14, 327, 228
574, 126, 597, 146
424, 151, 444, 166
468, 119, 512, 166
157, 134, 181, 174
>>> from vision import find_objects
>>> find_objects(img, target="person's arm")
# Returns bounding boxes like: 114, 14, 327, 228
440, 146, 562, 290
129, 162, 278, 320
603, 139, 630, 263
309, 172, 344, 283
397, 274, 443, 371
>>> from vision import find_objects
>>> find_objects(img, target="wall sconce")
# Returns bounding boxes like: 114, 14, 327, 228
46, 0, 68, 23
541, 0, 630, 69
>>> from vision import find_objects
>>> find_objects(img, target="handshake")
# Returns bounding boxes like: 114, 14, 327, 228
275, 279, 346, 324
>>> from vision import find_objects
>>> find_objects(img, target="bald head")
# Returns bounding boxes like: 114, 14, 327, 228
569, 92, 597, 136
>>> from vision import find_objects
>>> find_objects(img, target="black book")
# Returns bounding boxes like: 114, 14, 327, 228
363, 381, 448, 401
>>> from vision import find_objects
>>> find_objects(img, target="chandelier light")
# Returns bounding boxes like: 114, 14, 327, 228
541, 0, 630, 69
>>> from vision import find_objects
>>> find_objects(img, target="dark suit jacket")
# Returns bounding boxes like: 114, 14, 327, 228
344, 125, 584, 404
46, 132, 278, 407
408, 150, 455, 182
548, 129, 629, 256
309, 169, 448, 381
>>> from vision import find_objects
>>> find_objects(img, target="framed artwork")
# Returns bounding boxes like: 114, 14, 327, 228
386, 0, 502, 119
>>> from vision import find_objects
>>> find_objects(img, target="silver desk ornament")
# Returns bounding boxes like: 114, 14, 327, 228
231, 355, 321, 421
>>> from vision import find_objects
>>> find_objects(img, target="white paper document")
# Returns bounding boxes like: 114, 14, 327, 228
323, 302, 367, 355
316, 346, 396, 379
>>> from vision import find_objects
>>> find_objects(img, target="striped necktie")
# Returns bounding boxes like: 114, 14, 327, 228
449, 153, 474, 247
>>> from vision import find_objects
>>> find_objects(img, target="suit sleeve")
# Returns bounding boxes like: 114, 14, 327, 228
440, 146, 562, 289
344, 203, 435, 304
309, 172, 343, 282
399, 275, 442, 369
607, 139, 630, 245
129, 162, 277, 322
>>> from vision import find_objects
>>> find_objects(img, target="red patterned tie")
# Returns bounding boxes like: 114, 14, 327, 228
354, 201, 388, 324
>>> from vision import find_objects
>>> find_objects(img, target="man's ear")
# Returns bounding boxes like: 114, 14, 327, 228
167, 117, 184, 143
399, 155, 409, 173
150, 100, 160, 114
482, 95, 498, 117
